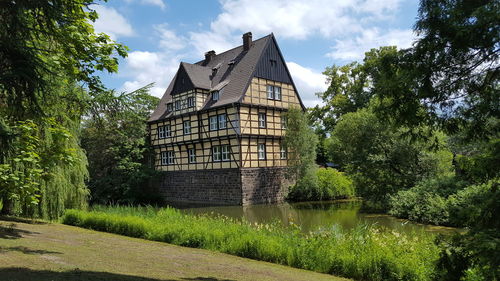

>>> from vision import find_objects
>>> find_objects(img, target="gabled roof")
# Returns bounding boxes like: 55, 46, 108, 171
149, 33, 304, 122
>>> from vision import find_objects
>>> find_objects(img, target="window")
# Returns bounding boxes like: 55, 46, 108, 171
212, 91, 219, 101
258, 113, 266, 128
266, 85, 282, 100
157, 126, 165, 139
280, 144, 287, 159
175, 100, 181, 110
161, 151, 175, 165
188, 148, 196, 163
167, 151, 175, 164
167, 103, 173, 112
212, 145, 221, 162
281, 115, 287, 129
187, 97, 195, 108
221, 145, 230, 161
218, 114, 227, 129
267, 85, 274, 99
161, 151, 168, 165
183, 120, 191, 135
274, 86, 281, 100
258, 143, 266, 160
165, 125, 171, 137
209, 116, 218, 131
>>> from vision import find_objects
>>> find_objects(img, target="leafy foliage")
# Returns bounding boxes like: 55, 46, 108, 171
81, 85, 161, 204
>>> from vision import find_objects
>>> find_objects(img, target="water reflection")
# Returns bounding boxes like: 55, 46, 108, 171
170, 200, 458, 234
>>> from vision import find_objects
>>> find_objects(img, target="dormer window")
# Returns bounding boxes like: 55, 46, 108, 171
212, 91, 219, 101
167, 103, 173, 112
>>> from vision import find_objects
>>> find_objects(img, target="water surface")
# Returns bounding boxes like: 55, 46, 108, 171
172, 200, 458, 234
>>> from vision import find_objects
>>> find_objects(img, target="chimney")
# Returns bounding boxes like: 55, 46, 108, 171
204, 50, 216, 64
243, 32, 252, 51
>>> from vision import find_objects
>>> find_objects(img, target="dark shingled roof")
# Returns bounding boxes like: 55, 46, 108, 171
149, 33, 302, 122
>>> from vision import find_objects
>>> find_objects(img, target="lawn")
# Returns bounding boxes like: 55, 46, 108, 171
0, 217, 346, 281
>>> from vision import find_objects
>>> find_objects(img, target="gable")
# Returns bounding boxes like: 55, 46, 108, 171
253, 38, 292, 84
171, 64, 195, 96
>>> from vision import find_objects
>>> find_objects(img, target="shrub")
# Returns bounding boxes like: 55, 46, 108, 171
288, 168, 354, 201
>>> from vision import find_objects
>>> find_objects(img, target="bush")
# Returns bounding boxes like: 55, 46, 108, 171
287, 168, 354, 201
63, 206, 440, 281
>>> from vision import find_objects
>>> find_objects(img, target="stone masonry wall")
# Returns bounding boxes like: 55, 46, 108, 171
159, 168, 242, 205
158, 167, 292, 205
240, 167, 291, 205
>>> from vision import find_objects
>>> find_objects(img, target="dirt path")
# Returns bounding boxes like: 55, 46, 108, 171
0, 218, 348, 281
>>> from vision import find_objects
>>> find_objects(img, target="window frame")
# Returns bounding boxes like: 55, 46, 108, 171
212, 91, 219, 101
183, 120, 191, 135
188, 148, 196, 163
167, 103, 173, 112
221, 144, 230, 161
160, 151, 168, 165
165, 125, 171, 137
274, 86, 281, 100
218, 114, 227, 129
266, 85, 274, 99
209, 115, 218, 131
175, 100, 181, 110
167, 151, 175, 165
157, 126, 165, 139
281, 115, 288, 129
187, 97, 195, 108
258, 112, 266, 128
212, 145, 221, 162
258, 143, 266, 160
280, 144, 287, 159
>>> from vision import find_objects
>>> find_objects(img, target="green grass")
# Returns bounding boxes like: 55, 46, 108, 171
62, 206, 440, 281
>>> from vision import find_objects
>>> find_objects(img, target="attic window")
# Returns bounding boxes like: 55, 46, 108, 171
212, 91, 220, 101
166, 103, 173, 112
270, 59, 277, 66
228, 60, 235, 66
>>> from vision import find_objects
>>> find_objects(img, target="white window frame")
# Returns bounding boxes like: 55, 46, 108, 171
212, 91, 219, 101
160, 151, 168, 165
267, 85, 274, 99
212, 145, 221, 162
187, 97, 195, 108
188, 148, 196, 163
258, 113, 266, 128
167, 151, 175, 165
167, 103, 173, 112
274, 86, 281, 100
218, 114, 227, 129
209, 115, 218, 131
175, 100, 181, 110
280, 144, 287, 159
281, 115, 287, 129
258, 143, 266, 160
158, 126, 165, 139
221, 145, 230, 161
165, 125, 171, 137
183, 120, 191, 135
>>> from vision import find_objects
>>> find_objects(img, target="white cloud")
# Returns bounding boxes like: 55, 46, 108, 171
155, 24, 187, 51
287, 62, 328, 107
327, 28, 415, 62
188, 31, 238, 56
123, 0, 166, 9
92, 6, 134, 40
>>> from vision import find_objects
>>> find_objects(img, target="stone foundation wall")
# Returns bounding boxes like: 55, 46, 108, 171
158, 168, 242, 205
241, 167, 290, 205
158, 167, 292, 205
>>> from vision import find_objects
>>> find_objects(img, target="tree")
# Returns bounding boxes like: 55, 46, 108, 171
373, 0, 499, 140
284, 107, 319, 201
327, 106, 453, 208
81, 85, 161, 204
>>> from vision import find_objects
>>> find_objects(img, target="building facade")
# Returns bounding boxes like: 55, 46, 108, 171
148, 32, 304, 205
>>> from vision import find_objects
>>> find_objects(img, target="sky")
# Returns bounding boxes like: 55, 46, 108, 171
92, 0, 420, 107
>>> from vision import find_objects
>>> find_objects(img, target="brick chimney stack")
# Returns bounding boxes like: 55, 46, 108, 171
243, 32, 252, 51
204, 50, 216, 64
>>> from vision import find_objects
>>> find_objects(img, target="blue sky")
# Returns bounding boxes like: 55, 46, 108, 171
92, 0, 420, 107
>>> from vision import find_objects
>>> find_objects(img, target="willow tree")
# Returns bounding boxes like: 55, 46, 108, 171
0, 0, 127, 218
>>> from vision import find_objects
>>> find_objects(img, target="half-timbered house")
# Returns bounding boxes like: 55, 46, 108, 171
148, 32, 305, 205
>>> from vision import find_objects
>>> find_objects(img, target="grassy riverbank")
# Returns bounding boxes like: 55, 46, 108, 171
63, 206, 440, 281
